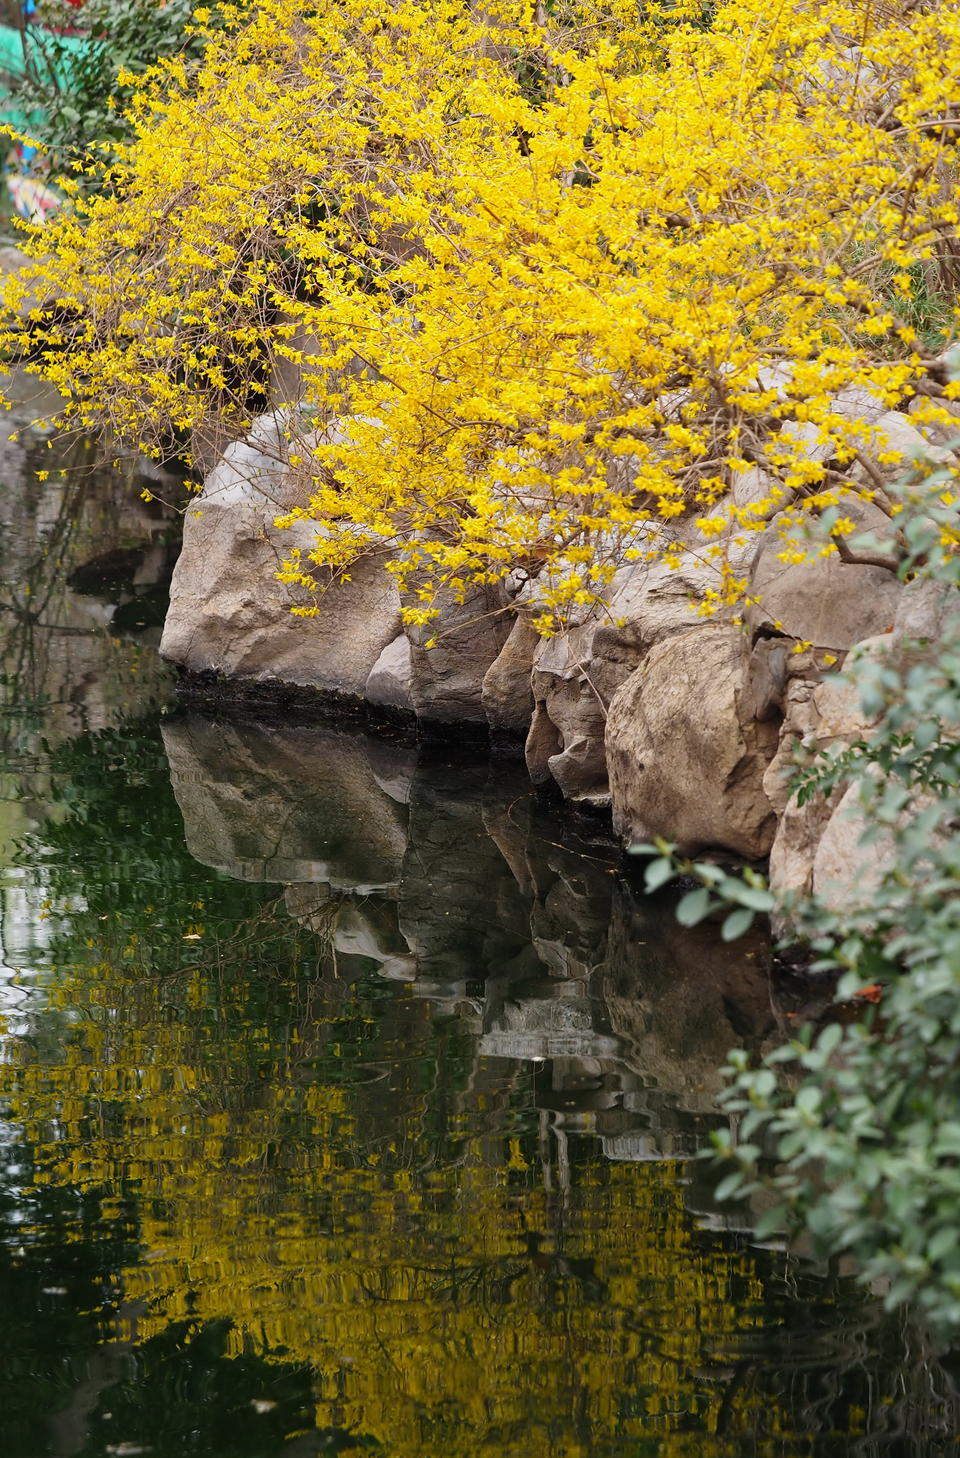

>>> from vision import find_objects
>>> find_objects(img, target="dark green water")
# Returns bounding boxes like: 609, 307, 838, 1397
1, 379, 958, 1456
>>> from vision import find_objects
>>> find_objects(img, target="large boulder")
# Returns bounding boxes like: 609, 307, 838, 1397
606, 625, 779, 857
861, 408, 956, 476
907, 346, 960, 445
403, 581, 511, 730
161, 413, 402, 698
524, 546, 752, 805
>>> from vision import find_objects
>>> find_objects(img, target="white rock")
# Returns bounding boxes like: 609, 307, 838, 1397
365, 634, 414, 716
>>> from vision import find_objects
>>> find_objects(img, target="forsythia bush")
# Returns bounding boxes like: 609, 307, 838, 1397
3, 0, 960, 630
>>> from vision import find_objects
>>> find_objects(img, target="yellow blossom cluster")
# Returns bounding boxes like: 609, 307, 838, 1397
3, 0, 960, 629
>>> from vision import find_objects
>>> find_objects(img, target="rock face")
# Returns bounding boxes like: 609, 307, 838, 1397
606, 626, 779, 857
365, 634, 414, 717
481, 616, 538, 744
809, 780, 897, 914
763, 670, 874, 911
403, 582, 511, 730
764, 575, 960, 919
525, 622, 612, 804
746, 503, 902, 648
161, 413, 402, 698
524, 550, 750, 805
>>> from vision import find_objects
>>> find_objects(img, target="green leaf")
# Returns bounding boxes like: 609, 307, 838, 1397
676, 886, 712, 926
752, 1204, 787, 1241
795, 1085, 822, 1119
730, 884, 776, 912
721, 906, 754, 941
817, 1022, 843, 1057
713, 1172, 745, 1202
644, 856, 674, 891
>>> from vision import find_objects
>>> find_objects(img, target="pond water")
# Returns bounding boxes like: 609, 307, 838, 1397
1, 379, 958, 1456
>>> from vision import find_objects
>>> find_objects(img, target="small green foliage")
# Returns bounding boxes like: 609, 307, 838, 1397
4, 0, 212, 183
636, 842, 775, 941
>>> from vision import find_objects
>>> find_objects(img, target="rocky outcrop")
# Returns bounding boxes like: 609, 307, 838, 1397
746, 503, 902, 648
809, 780, 899, 915
161, 413, 402, 699
606, 626, 779, 858
403, 581, 511, 731
158, 400, 957, 896
523, 546, 754, 806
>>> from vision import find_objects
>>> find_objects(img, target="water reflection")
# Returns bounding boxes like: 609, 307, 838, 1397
163, 713, 779, 1134
1, 400, 959, 1455
0, 376, 177, 756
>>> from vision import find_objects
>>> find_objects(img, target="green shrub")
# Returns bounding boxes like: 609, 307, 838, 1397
3, 0, 211, 183
639, 460, 960, 1334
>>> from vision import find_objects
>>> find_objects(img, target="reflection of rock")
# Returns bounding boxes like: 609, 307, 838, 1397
0, 407, 177, 755
397, 759, 528, 996
162, 716, 411, 889
284, 885, 417, 981
163, 712, 801, 1164
480, 978, 621, 1062
600, 881, 774, 1112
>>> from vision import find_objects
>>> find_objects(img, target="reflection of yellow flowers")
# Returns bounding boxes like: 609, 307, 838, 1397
4, 938, 783, 1458
2, 0, 958, 632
